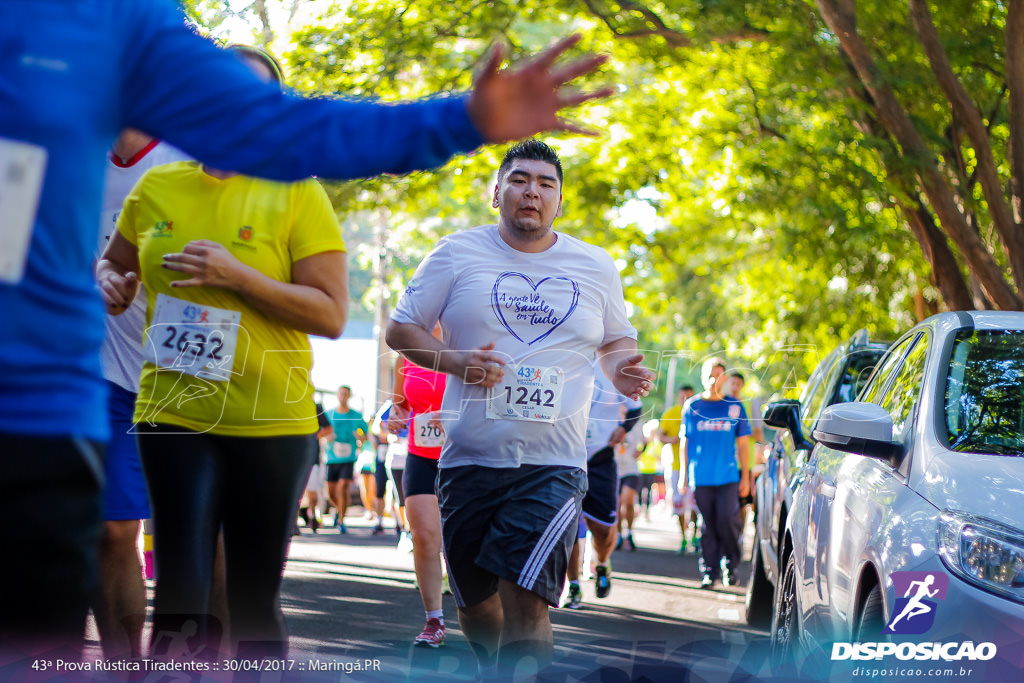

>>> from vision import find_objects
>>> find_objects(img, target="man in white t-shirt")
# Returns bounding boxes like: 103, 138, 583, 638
92, 130, 189, 661
386, 140, 655, 676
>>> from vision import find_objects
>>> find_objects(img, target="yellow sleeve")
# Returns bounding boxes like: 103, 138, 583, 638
289, 179, 346, 262
114, 176, 145, 247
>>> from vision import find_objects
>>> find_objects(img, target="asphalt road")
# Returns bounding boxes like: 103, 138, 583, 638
79, 504, 776, 682
266, 504, 770, 682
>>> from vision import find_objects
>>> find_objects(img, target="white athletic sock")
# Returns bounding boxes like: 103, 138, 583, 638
426, 609, 444, 625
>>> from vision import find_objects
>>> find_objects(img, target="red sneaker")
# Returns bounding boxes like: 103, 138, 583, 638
414, 618, 446, 648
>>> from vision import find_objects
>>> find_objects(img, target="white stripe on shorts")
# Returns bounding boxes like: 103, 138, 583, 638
517, 497, 578, 591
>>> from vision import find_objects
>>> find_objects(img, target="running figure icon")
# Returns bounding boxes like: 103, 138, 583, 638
886, 574, 939, 630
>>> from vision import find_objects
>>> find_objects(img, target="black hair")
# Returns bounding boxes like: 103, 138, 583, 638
498, 139, 563, 185
227, 44, 285, 86
727, 371, 745, 383
679, 384, 695, 393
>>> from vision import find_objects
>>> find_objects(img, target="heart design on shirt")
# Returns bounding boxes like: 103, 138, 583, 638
491, 272, 579, 345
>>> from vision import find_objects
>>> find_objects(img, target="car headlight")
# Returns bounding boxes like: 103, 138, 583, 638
939, 512, 1024, 603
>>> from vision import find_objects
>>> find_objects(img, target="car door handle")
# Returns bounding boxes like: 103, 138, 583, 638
820, 481, 836, 499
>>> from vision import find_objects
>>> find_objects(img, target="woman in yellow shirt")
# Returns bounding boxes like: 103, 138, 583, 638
96, 47, 346, 661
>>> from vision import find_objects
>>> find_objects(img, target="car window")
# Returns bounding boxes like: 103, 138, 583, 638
834, 349, 887, 403
799, 347, 837, 406
801, 348, 842, 433
876, 335, 928, 440
860, 334, 918, 406
945, 329, 1024, 455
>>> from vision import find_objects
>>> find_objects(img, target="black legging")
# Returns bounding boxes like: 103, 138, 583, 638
137, 424, 315, 660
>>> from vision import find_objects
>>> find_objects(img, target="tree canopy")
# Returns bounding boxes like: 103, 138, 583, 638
180, 0, 1022, 401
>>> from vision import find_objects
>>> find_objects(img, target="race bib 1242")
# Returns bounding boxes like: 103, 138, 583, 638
486, 364, 563, 423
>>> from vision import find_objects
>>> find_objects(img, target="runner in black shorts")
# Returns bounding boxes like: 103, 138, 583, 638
371, 415, 390, 534
298, 403, 332, 534
438, 465, 586, 607
388, 350, 449, 648
563, 363, 643, 609
324, 386, 368, 534
614, 419, 647, 552
387, 142, 656, 677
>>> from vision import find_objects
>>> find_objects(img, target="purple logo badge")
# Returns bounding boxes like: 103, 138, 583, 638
883, 571, 949, 635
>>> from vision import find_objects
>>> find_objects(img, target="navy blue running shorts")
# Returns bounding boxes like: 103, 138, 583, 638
640, 473, 661, 493
374, 457, 388, 498
403, 452, 439, 498
326, 462, 354, 482
582, 446, 618, 527
103, 380, 150, 521
618, 474, 640, 493
437, 464, 586, 608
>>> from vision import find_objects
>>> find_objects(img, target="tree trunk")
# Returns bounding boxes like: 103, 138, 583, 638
1007, 0, 1024, 224
815, 0, 1023, 310
907, 0, 1024, 293
841, 59, 976, 312
913, 289, 939, 320
901, 196, 975, 310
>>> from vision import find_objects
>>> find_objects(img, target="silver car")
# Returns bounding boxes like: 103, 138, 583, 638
771, 311, 1024, 680
747, 330, 889, 628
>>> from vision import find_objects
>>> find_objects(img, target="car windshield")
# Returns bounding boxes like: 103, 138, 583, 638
945, 329, 1024, 455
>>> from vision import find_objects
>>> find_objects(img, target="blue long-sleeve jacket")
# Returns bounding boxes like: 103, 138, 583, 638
0, 0, 484, 439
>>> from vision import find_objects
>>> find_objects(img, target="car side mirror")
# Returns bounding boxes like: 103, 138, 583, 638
811, 402, 902, 461
763, 400, 813, 451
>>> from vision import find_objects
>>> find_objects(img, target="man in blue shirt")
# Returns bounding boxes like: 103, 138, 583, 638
680, 357, 751, 589
0, 0, 612, 665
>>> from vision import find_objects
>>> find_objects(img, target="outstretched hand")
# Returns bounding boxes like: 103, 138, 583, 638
466, 34, 614, 142
611, 353, 656, 402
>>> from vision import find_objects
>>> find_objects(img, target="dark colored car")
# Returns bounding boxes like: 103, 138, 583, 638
745, 329, 890, 627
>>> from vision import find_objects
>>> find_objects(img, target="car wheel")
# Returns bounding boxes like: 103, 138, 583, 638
770, 550, 800, 666
745, 541, 773, 628
856, 584, 885, 641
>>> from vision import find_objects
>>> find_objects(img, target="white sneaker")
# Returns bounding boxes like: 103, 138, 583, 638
397, 531, 414, 553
